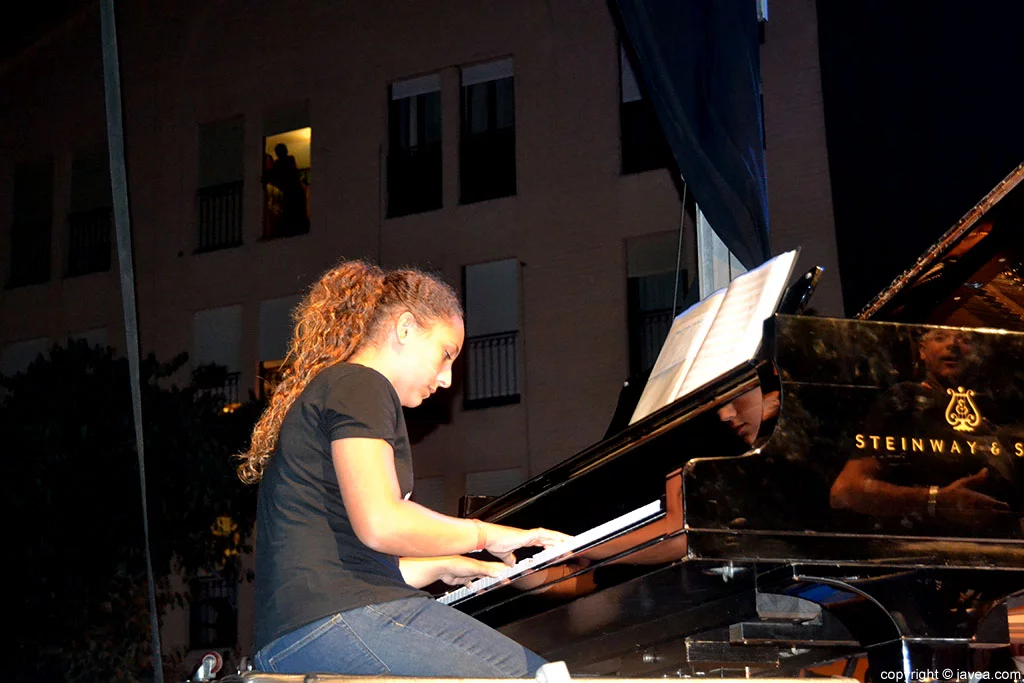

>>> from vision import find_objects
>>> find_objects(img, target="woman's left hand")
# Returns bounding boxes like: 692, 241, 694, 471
436, 556, 507, 587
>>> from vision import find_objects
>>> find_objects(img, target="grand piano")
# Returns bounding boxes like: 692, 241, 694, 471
439, 161, 1024, 679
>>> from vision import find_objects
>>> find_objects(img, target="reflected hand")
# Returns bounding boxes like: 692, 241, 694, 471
481, 523, 571, 565
937, 468, 1010, 523
512, 557, 592, 592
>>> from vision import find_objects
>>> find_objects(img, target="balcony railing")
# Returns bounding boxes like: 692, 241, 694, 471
189, 573, 237, 650
7, 219, 51, 287
464, 330, 520, 409
196, 371, 240, 406
197, 181, 243, 252
262, 169, 310, 239
67, 207, 112, 276
634, 308, 673, 375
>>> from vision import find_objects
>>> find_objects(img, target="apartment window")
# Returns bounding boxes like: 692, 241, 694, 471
67, 154, 112, 276
192, 305, 243, 406
620, 45, 671, 175
189, 572, 237, 650
197, 117, 244, 252
388, 74, 442, 217
8, 160, 53, 287
258, 295, 300, 399
263, 102, 311, 239
460, 59, 516, 204
626, 233, 690, 376
463, 259, 520, 408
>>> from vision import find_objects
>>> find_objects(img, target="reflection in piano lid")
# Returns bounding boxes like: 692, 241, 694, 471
440, 161, 1024, 679
860, 159, 1024, 330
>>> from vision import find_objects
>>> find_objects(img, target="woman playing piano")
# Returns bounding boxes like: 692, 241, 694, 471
237, 260, 568, 676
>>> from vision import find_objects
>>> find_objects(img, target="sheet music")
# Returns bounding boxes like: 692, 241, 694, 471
628, 250, 799, 421
630, 290, 725, 424
677, 250, 797, 397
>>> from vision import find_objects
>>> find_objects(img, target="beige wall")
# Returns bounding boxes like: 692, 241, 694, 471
761, 0, 843, 314
0, 0, 841, 668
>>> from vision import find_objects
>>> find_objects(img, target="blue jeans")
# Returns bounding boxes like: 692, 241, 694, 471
253, 596, 547, 677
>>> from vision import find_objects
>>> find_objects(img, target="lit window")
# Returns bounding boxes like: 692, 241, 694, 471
262, 126, 311, 239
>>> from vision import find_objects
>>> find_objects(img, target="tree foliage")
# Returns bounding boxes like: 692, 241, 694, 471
1, 340, 259, 681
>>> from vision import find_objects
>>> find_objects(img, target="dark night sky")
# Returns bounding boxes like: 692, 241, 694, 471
816, 1, 1024, 314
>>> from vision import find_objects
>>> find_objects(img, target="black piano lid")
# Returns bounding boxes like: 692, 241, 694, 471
858, 159, 1024, 330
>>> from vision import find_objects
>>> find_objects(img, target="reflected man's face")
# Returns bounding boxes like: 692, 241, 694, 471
918, 330, 970, 384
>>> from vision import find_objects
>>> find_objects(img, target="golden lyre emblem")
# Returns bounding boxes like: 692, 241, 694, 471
945, 386, 982, 432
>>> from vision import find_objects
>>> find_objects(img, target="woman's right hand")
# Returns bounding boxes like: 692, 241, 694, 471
481, 523, 571, 565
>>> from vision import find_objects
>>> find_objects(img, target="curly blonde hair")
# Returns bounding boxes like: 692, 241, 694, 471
237, 259, 462, 483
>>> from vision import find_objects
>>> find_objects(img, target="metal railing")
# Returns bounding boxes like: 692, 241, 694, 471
197, 371, 240, 406
189, 573, 238, 650
67, 207, 112, 276
636, 308, 673, 374
197, 180, 243, 251
464, 330, 519, 408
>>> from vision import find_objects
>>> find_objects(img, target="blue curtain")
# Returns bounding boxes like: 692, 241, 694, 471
611, 0, 771, 268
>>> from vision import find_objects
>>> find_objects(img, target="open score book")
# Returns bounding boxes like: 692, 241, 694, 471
629, 249, 799, 425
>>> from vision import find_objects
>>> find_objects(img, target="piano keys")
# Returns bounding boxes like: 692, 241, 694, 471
438, 499, 665, 606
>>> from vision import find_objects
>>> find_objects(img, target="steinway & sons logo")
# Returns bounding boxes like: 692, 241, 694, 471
945, 386, 981, 432
854, 384, 1024, 457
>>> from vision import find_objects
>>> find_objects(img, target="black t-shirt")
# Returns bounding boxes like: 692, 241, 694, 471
253, 363, 426, 651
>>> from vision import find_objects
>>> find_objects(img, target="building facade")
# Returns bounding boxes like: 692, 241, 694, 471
0, 0, 842, 667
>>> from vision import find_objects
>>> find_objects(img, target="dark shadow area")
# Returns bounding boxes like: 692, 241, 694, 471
817, 1, 1024, 313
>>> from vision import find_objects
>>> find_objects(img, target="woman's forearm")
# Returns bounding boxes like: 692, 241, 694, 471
360, 499, 484, 557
